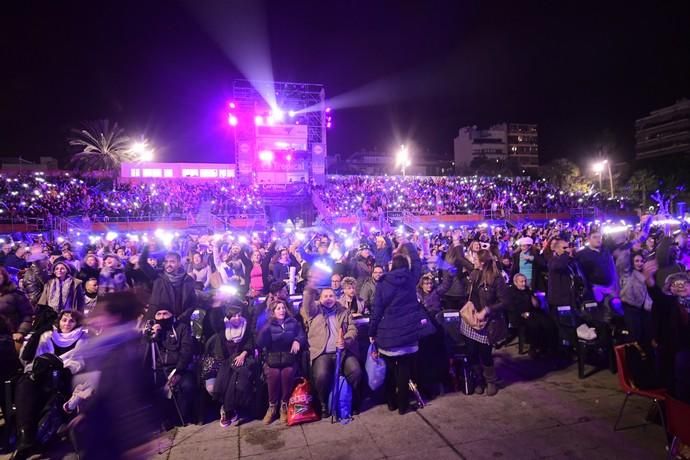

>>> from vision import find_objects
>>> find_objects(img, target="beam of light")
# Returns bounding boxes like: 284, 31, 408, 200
184, 0, 276, 108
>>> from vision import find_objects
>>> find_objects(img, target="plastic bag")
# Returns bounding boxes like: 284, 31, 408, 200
287, 377, 320, 426
328, 375, 352, 423
365, 344, 386, 391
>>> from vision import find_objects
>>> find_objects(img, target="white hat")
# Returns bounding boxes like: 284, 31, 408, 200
517, 237, 534, 246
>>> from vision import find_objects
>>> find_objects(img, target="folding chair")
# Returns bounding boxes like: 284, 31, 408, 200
666, 397, 690, 460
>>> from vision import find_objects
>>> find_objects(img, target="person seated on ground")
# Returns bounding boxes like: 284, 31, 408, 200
206, 302, 256, 427
37, 260, 85, 313
0, 266, 33, 350
339, 276, 367, 316
145, 306, 195, 427
508, 273, 558, 358
301, 282, 361, 416
13, 310, 87, 460
256, 299, 306, 425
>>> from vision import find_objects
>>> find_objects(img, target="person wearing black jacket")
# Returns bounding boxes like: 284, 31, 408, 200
256, 300, 306, 424
508, 273, 558, 357
369, 241, 423, 414
140, 247, 197, 323
146, 305, 195, 426
575, 230, 618, 302
547, 238, 576, 309
459, 249, 508, 397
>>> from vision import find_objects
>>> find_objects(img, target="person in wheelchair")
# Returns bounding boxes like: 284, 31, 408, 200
144, 306, 195, 428
256, 299, 306, 424
13, 310, 87, 460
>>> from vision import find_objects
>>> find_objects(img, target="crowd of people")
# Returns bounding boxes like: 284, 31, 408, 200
314, 175, 616, 218
0, 173, 264, 222
1, 172, 623, 225
0, 179, 688, 458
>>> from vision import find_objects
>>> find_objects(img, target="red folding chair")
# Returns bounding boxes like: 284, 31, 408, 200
612, 344, 667, 438
666, 397, 690, 460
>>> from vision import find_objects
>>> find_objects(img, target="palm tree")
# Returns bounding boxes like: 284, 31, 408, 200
626, 169, 658, 208
68, 120, 133, 174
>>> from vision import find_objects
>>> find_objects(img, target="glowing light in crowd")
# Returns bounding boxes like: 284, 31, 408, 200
602, 225, 629, 235
238, 235, 248, 244
330, 249, 343, 260
219, 285, 238, 296
227, 114, 238, 126
105, 231, 118, 241
258, 150, 274, 163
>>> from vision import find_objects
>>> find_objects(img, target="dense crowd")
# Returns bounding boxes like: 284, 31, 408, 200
0, 173, 264, 222
1, 173, 622, 225
314, 175, 611, 218
1, 211, 689, 458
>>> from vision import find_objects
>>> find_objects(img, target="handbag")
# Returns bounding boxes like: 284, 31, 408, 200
266, 351, 296, 369
460, 284, 481, 328
200, 354, 223, 380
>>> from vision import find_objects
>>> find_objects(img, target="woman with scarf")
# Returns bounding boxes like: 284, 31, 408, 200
206, 302, 256, 427
460, 249, 508, 397
37, 260, 85, 313
256, 300, 306, 424
13, 310, 87, 459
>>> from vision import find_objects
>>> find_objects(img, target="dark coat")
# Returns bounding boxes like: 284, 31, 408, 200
256, 316, 306, 353
149, 321, 194, 373
369, 243, 423, 350
510, 248, 546, 291
0, 284, 33, 334
148, 274, 197, 323
547, 253, 575, 307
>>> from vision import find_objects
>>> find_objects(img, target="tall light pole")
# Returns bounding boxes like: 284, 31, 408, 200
592, 160, 614, 198
396, 144, 411, 176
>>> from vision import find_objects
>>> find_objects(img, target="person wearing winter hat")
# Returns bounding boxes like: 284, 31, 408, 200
37, 260, 84, 312
146, 304, 194, 426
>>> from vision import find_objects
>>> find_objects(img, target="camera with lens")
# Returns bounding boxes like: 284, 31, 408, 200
143, 319, 156, 338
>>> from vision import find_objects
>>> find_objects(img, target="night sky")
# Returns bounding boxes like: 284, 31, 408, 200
2, 1, 689, 166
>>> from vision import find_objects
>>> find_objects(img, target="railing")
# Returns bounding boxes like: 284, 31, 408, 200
0, 216, 46, 232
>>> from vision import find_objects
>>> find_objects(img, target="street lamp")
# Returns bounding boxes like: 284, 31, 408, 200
396, 144, 411, 176
592, 159, 614, 198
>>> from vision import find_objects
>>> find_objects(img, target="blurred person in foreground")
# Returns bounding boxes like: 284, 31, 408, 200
71, 292, 159, 460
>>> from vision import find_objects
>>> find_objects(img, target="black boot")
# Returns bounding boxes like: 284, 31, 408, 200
473, 366, 485, 395
10, 427, 33, 460
484, 366, 498, 397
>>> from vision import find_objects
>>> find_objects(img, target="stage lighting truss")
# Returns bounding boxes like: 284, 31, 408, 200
232, 79, 326, 154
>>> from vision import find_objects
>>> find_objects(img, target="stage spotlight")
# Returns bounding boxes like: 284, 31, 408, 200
258, 150, 274, 162
272, 108, 285, 121
255, 115, 264, 126
286, 154, 292, 161
228, 102, 236, 109
288, 110, 296, 118
228, 114, 238, 126
325, 107, 332, 113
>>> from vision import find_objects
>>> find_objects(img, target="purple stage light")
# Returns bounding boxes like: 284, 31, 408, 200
228, 114, 238, 126
255, 115, 264, 126
228, 102, 236, 109
325, 107, 332, 113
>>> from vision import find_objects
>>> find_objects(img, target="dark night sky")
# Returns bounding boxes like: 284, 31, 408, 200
1, 1, 689, 166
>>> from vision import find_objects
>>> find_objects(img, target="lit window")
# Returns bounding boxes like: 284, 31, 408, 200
163, 169, 173, 178
142, 168, 162, 177
131, 168, 140, 177
182, 169, 199, 177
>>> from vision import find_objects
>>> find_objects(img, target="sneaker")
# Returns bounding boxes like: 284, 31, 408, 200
230, 413, 241, 426
219, 407, 231, 428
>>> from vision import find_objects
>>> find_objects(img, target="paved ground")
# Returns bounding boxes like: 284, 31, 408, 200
4, 345, 667, 460
151, 347, 666, 460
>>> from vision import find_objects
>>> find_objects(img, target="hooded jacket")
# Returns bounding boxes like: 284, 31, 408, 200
369, 243, 423, 350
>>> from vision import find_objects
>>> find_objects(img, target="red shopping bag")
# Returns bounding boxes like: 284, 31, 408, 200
286, 377, 320, 426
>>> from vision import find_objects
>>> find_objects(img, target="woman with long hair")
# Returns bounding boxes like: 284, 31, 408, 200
37, 260, 85, 313
460, 249, 507, 396
256, 300, 305, 424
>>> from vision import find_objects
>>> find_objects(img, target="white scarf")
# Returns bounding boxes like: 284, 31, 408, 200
224, 317, 247, 343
